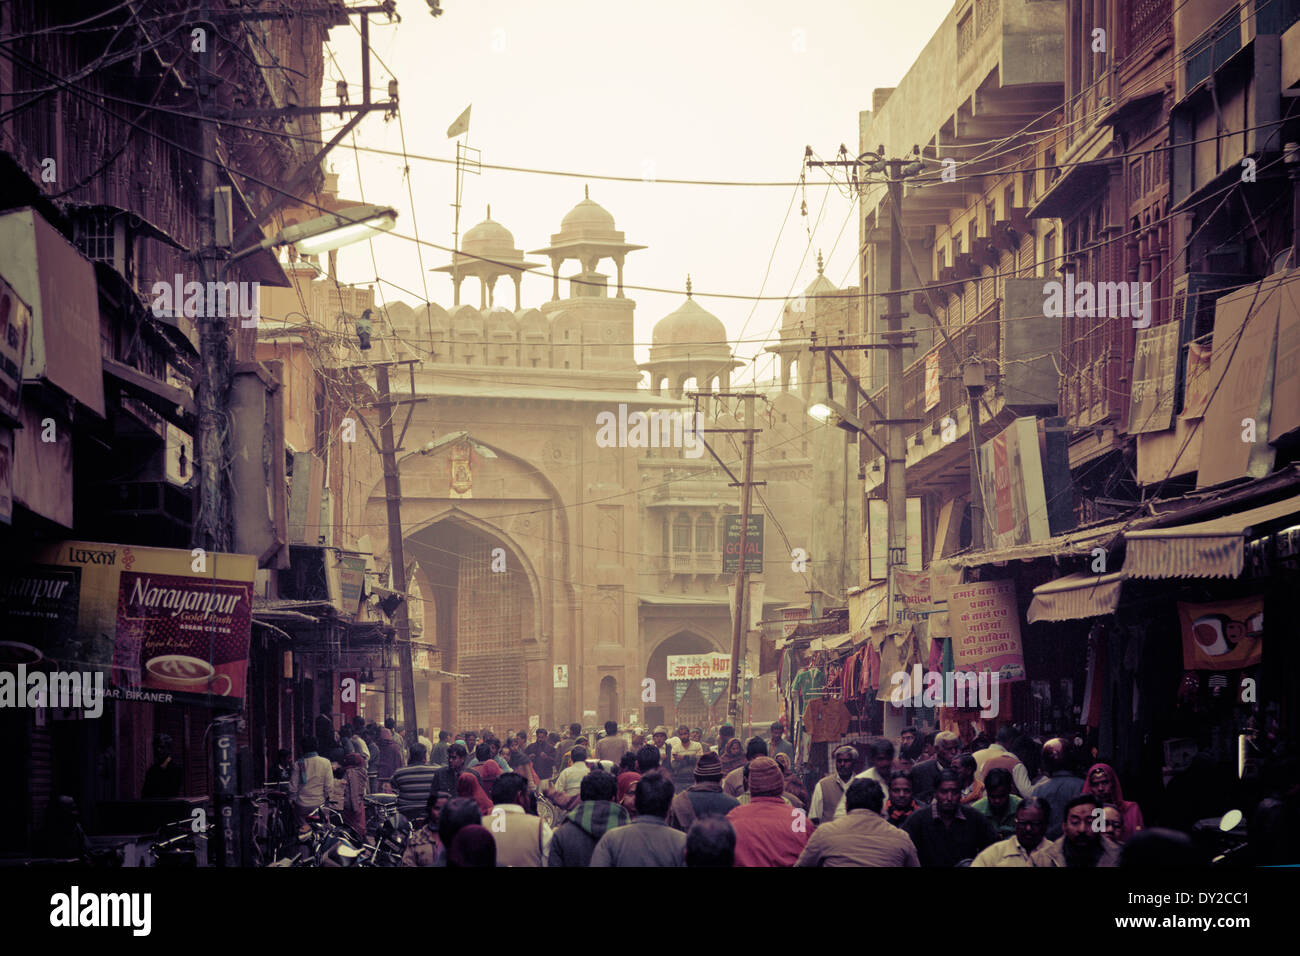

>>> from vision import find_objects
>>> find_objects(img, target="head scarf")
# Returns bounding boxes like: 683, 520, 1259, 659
725, 738, 744, 757
477, 759, 502, 786
458, 772, 493, 815
447, 824, 496, 867
343, 752, 366, 769
616, 771, 641, 804
1082, 762, 1132, 811
379, 727, 394, 741
774, 752, 793, 776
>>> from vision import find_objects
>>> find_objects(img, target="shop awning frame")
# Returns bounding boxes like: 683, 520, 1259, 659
1122, 493, 1300, 579
1026, 571, 1124, 623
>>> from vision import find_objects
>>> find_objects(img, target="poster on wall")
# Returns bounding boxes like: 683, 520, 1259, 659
947, 578, 1026, 682
0, 541, 256, 706
1178, 595, 1263, 670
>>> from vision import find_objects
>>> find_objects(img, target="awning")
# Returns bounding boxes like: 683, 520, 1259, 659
952, 519, 1128, 567
1026, 572, 1124, 624
1123, 493, 1300, 579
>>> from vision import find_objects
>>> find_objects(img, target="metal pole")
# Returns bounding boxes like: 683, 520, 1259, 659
885, 175, 908, 576
195, 0, 229, 553
727, 394, 757, 724
967, 378, 986, 550
375, 363, 420, 748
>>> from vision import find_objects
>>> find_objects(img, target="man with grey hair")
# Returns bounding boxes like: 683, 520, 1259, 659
911, 731, 961, 805
810, 745, 858, 824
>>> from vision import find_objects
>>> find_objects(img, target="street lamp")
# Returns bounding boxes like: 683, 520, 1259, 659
228, 203, 398, 262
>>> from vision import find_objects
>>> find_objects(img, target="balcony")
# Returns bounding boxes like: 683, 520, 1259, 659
669, 551, 724, 576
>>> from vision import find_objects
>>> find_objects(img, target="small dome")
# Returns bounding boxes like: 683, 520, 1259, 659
653, 297, 728, 349
462, 217, 515, 254
803, 273, 837, 297
560, 197, 617, 237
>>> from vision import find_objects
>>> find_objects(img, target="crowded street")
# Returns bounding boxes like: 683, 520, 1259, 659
0, 1, 1296, 935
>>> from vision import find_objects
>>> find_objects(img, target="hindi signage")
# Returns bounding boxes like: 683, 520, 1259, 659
1129, 322, 1179, 434
947, 578, 1025, 681
666, 652, 731, 682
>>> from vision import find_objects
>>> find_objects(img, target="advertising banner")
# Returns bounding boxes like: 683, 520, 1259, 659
979, 417, 1051, 550
924, 350, 940, 412
666, 652, 731, 682
1180, 340, 1212, 420
948, 578, 1026, 681
867, 497, 923, 579
1177, 595, 1263, 670
1129, 322, 1179, 434
0, 541, 256, 706
723, 514, 763, 573
0, 275, 30, 422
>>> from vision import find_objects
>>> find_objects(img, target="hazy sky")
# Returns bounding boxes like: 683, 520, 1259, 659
325, 0, 953, 381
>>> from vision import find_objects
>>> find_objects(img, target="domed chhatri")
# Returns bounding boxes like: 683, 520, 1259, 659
434, 204, 541, 310
531, 186, 646, 301
641, 276, 742, 398
652, 276, 729, 349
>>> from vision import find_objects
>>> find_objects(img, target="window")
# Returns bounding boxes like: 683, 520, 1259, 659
695, 517, 715, 553
1186, 9, 1241, 89
673, 514, 693, 552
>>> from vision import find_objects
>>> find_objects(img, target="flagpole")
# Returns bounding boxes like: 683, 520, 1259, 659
453, 140, 463, 306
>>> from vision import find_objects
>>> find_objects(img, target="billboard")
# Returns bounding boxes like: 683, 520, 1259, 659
666, 652, 731, 681
723, 514, 763, 573
979, 417, 1051, 550
0, 542, 256, 707
948, 578, 1026, 682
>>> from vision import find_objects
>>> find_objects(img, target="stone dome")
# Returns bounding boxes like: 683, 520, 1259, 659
559, 197, 617, 237
653, 296, 728, 349
462, 215, 517, 258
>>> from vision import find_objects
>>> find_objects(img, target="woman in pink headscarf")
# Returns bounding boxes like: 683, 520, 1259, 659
457, 772, 493, 815
1082, 762, 1144, 842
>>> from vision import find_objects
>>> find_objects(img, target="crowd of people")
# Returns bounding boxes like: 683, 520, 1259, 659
281, 713, 1299, 867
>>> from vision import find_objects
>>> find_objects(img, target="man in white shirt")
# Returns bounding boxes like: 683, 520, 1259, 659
288, 736, 334, 828
833, 740, 895, 819
553, 746, 591, 797
484, 773, 552, 866
672, 725, 703, 760
970, 797, 1049, 866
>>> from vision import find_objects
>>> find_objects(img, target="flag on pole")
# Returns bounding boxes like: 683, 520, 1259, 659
446, 104, 471, 139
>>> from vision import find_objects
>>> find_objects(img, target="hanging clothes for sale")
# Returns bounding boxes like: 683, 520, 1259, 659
928, 634, 945, 673
824, 659, 844, 699
802, 696, 851, 743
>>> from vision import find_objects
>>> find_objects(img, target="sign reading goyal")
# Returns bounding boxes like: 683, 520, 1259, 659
0, 542, 256, 707
666, 652, 731, 682
947, 579, 1025, 682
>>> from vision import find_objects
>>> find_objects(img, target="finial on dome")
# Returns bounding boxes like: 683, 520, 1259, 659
487, 204, 491, 219
816, 250, 824, 275
584, 184, 589, 200
686, 274, 692, 298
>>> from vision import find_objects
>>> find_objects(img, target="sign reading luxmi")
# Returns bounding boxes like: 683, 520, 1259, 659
0, 542, 256, 707
723, 514, 763, 573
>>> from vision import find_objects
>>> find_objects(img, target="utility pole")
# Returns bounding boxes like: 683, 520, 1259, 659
195, 0, 228, 553
693, 392, 765, 729
730, 393, 757, 728
883, 171, 909, 578
350, 358, 425, 749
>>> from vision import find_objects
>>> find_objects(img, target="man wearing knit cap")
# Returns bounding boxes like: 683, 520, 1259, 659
725, 756, 813, 866
667, 751, 739, 831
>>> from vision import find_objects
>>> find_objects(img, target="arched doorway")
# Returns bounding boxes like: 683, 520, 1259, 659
598, 676, 618, 726
407, 519, 536, 737
645, 631, 721, 734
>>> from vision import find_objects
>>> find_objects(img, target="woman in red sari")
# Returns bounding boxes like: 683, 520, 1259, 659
457, 771, 493, 815
1082, 762, 1144, 842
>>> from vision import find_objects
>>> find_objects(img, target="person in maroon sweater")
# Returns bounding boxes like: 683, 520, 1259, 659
726, 757, 813, 866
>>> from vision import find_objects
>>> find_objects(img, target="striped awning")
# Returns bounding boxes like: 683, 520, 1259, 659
1026, 572, 1124, 624
1123, 494, 1300, 579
